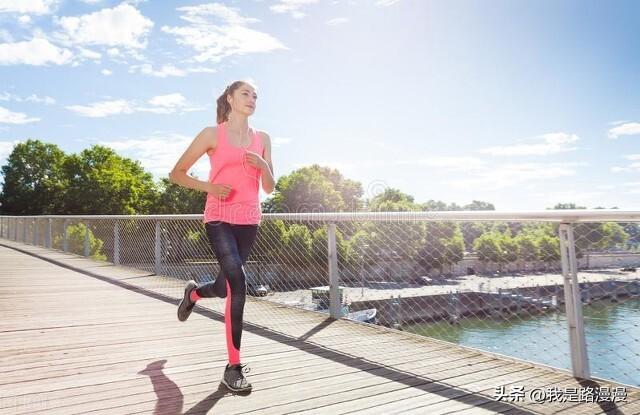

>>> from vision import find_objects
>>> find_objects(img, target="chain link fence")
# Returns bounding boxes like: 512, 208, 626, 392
1, 211, 639, 387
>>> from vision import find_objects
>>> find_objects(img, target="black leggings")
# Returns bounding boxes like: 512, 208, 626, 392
195, 220, 258, 364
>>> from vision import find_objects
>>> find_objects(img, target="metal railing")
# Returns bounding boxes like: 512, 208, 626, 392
1, 210, 639, 386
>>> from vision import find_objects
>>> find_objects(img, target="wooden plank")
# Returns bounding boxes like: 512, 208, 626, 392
1, 241, 638, 415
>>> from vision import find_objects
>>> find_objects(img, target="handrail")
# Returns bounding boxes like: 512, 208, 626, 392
1, 209, 639, 222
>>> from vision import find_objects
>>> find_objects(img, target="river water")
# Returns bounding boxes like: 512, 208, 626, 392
405, 298, 640, 387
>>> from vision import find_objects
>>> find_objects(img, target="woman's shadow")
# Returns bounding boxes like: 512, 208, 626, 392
139, 359, 248, 415
138, 360, 184, 415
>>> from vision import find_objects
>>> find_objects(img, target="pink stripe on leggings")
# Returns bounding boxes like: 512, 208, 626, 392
225, 280, 240, 365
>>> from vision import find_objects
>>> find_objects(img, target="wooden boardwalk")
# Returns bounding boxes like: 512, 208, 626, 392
1, 240, 639, 415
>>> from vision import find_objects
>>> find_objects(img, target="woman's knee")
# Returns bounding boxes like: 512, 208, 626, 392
220, 255, 246, 287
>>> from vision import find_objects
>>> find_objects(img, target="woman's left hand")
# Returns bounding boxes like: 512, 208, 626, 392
244, 151, 268, 170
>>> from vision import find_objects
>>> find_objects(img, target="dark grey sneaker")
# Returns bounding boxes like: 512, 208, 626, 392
177, 280, 197, 322
222, 364, 252, 392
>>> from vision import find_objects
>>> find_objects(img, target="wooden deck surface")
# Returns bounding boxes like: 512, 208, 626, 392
1, 240, 639, 415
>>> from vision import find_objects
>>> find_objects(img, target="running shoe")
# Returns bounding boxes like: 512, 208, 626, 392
177, 280, 197, 322
222, 364, 252, 392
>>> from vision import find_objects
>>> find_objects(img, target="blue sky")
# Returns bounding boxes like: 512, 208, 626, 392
0, 0, 639, 211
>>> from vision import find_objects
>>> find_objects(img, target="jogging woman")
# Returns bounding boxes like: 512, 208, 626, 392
169, 80, 275, 392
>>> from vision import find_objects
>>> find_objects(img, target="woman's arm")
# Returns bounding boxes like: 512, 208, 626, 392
168, 127, 215, 193
260, 132, 275, 194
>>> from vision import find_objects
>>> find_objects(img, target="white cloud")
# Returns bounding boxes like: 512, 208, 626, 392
27, 94, 55, 104
101, 69, 112, 75
186, 66, 217, 73
0, 29, 13, 42
54, 3, 153, 49
0, 92, 55, 104
478, 132, 579, 156
176, 3, 260, 26
18, 15, 32, 24
78, 46, 101, 60
97, 133, 210, 178
596, 181, 640, 191
270, 0, 319, 18
130, 63, 187, 77
326, 17, 349, 25
66, 99, 135, 117
272, 137, 292, 147
0, 37, 73, 65
416, 156, 486, 170
0, 0, 59, 15
0, 106, 40, 124
0, 139, 21, 168
147, 93, 186, 108
595, 181, 640, 196
610, 153, 640, 173
80, 0, 102, 4
448, 162, 584, 190
611, 162, 640, 173
66, 94, 204, 117
162, 3, 287, 64
376, 0, 401, 6
608, 122, 640, 139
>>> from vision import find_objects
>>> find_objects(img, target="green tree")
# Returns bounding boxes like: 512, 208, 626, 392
460, 222, 490, 252
313, 165, 364, 211
310, 225, 350, 268
155, 177, 205, 214
257, 219, 289, 262
596, 222, 628, 250
0, 139, 66, 214
284, 223, 313, 266
368, 188, 417, 212
622, 223, 640, 250
264, 164, 363, 214
515, 233, 539, 268
366, 188, 425, 265
61, 145, 157, 214
52, 223, 107, 261
500, 233, 520, 264
418, 222, 465, 275
537, 234, 560, 264
474, 233, 502, 269
463, 200, 495, 211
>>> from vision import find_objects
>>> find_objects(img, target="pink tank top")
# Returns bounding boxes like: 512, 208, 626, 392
203, 123, 264, 225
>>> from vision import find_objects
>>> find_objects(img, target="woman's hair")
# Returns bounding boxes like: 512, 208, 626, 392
216, 80, 257, 124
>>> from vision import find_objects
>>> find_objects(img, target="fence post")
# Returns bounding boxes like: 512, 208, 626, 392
559, 222, 590, 379
33, 219, 39, 245
327, 222, 341, 319
114, 221, 120, 266
155, 221, 161, 275
46, 218, 52, 248
23, 218, 27, 243
84, 222, 90, 257
63, 220, 69, 252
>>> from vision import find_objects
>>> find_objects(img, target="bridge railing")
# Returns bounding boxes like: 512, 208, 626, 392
1, 210, 639, 386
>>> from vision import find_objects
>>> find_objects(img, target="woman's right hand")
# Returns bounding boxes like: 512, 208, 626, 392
208, 183, 233, 199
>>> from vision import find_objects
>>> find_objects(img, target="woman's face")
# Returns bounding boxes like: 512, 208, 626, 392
229, 84, 257, 117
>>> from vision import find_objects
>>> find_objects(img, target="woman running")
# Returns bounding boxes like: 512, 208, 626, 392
169, 80, 275, 392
